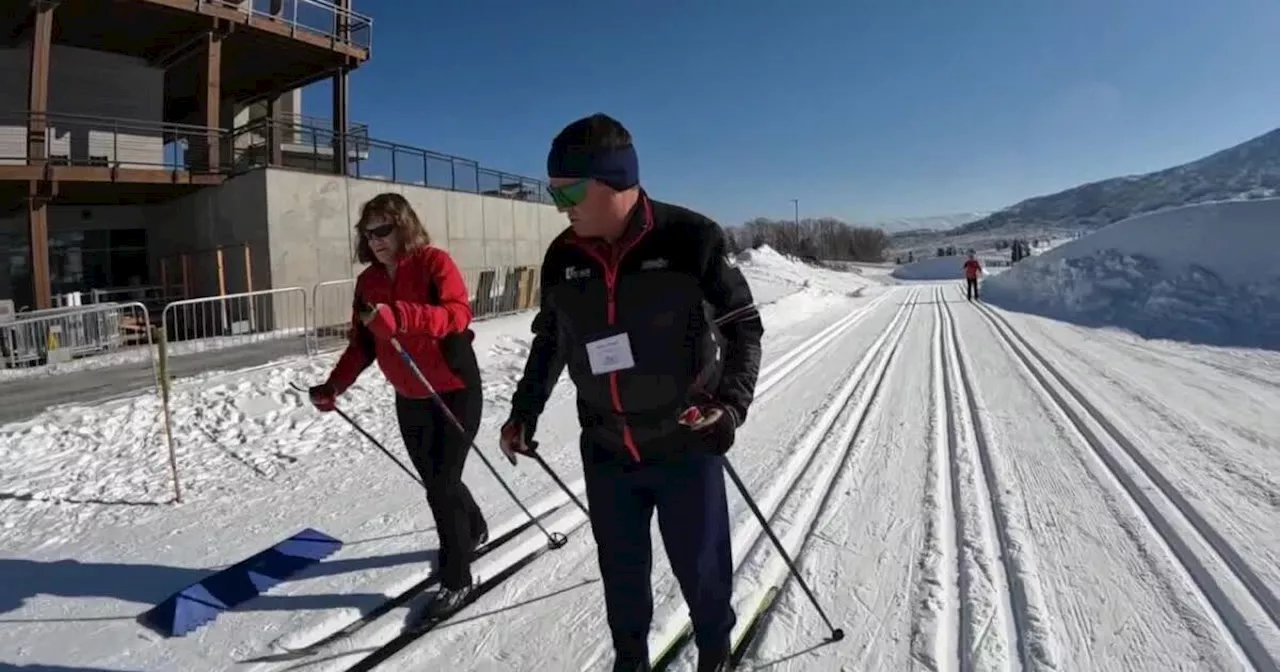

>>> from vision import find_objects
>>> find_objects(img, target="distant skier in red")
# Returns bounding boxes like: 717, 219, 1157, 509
963, 252, 983, 301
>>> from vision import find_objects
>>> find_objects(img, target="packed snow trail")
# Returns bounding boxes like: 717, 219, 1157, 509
267, 283, 1278, 672
4, 256, 1280, 672
965, 294, 1280, 671
697, 284, 1278, 672
650, 288, 921, 670
269, 288, 910, 672
0, 253, 884, 672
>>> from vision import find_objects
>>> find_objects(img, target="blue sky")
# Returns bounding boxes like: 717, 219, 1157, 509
305, 0, 1280, 226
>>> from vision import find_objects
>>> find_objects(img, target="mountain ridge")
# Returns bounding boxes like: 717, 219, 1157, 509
944, 126, 1280, 237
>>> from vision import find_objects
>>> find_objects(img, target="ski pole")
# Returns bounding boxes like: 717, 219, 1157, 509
524, 441, 589, 516
291, 382, 424, 488
388, 337, 568, 550
723, 461, 845, 642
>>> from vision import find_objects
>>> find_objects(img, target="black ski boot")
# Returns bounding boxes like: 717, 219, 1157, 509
405, 583, 474, 632
611, 644, 650, 672
431, 584, 474, 616
611, 657, 650, 672
471, 512, 489, 552
697, 639, 731, 672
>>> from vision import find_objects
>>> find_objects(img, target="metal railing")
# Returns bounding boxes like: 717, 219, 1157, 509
0, 301, 154, 378
199, 0, 373, 51
1, 264, 543, 382
228, 118, 552, 203
0, 111, 230, 173
0, 111, 550, 203
160, 287, 310, 359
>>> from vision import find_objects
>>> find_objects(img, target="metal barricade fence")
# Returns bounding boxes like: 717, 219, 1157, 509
159, 287, 310, 361
0, 301, 155, 377
312, 278, 357, 353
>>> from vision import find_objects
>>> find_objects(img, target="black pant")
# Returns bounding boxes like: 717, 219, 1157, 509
396, 389, 486, 589
582, 439, 736, 662
965, 277, 979, 300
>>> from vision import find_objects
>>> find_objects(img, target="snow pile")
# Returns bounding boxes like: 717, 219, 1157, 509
735, 244, 873, 299
983, 198, 1280, 349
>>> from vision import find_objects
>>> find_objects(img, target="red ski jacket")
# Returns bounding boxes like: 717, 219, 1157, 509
963, 259, 982, 280
325, 245, 474, 398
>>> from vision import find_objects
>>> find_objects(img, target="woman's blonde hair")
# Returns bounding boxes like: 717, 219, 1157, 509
354, 192, 431, 264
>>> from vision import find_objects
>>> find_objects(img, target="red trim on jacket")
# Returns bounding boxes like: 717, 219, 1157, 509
565, 196, 656, 462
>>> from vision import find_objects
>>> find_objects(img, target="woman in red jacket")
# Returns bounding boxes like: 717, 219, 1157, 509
308, 192, 487, 611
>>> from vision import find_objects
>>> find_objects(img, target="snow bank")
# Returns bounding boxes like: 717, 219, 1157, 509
984, 198, 1280, 349
891, 255, 975, 281
735, 244, 874, 300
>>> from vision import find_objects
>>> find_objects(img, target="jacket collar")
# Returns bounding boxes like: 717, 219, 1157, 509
569, 189, 653, 251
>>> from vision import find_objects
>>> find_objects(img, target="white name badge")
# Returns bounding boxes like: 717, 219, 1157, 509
585, 332, 636, 375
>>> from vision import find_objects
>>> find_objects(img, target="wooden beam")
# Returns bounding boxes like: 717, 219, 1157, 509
331, 68, 349, 175
26, 2, 53, 167
28, 182, 50, 310
148, 29, 213, 69
267, 94, 283, 166
195, 30, 223, 172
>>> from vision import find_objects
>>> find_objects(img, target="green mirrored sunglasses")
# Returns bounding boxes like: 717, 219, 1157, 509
547, 179, 589, 209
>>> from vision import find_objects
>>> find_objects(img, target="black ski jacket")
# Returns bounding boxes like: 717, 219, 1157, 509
509, 191, 764, 463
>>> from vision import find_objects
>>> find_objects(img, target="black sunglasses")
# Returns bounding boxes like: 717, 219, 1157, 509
362, 223, 395, 239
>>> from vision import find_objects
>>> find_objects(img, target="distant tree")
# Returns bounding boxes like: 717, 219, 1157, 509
729, 216, 891, 262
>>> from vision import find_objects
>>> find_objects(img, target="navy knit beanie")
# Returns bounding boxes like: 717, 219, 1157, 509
546, 115, 639, 191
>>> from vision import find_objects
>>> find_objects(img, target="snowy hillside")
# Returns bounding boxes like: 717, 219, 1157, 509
861, 211, 989, 234
983, 198, 1280, 349
953, 127, 1280, 236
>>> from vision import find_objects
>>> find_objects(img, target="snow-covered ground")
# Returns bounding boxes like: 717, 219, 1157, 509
983, 198, 1280, 349
3, 240, 1278, 671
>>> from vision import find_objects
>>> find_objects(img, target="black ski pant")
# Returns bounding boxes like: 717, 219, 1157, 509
965, 277, 979, 300
396, 389, 486, 590
582, 438, 736, 662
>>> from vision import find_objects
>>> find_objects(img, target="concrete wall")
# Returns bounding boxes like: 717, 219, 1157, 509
0, 44, 165, 167
262, 168, 566, 284
262, 168, 566, 330
1, 169, 564, 324
151, 170, 271, 299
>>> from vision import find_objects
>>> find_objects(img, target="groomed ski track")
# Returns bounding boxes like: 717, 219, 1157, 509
303, 282, 1280, 671
245, 286, 905, 672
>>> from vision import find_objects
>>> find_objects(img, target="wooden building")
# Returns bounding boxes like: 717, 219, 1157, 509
0, 0, 372, 309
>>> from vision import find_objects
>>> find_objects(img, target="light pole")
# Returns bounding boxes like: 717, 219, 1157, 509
790, 198, 799, 227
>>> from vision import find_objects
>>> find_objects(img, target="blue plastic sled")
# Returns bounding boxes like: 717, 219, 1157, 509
137, 527, 342, 637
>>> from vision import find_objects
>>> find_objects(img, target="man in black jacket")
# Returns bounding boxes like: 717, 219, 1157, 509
500, 113, 763, 672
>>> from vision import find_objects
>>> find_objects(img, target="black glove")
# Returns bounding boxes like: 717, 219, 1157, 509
499, 415, 539, 464
678, 402, 738, 455
308, 383, 339, 412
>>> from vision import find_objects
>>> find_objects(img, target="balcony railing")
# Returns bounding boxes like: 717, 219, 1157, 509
200, 0, 373, 52
230, 118, 553, 204
0, 111, 229, 173
0, 111, 552, 205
